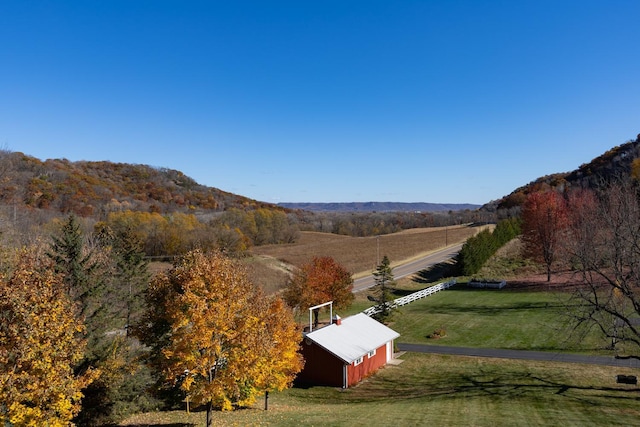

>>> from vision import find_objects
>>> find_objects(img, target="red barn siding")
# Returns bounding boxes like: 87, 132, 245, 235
346, 343, 388, 387
298, 340, 345, 387
299, 341, 394, 388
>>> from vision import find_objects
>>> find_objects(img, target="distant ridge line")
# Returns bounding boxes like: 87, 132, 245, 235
278, 202, 481, 213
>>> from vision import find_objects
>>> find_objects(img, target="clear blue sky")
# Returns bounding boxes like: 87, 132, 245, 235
1, 1, 639, 205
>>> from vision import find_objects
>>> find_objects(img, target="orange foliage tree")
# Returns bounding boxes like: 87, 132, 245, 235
0, 248, 95, 426
521, 190, 568, 281
283, 256, 354, 325
137, 250, 302, 426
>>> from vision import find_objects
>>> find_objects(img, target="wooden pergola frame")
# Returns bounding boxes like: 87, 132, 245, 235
308, 301, 333, 332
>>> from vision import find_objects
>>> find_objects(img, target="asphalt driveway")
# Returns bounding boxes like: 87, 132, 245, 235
397, 343, 640, 368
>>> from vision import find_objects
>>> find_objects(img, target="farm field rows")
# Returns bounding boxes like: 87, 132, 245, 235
250, 225, 485, 276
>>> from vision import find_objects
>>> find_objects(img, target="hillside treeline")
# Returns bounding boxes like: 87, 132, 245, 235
0, 206, 299, 259
458, 217, 521, 276
293, 209, 493, 237
98, 208, 300, 257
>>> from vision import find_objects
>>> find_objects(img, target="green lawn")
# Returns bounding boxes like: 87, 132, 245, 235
122, 353, 640, 426
392, 284, 609, 354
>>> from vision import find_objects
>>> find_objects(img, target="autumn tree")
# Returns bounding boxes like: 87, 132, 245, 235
214, 208, 299, 247
370, 255, 396, 322
564, 182, 640, 358
283, 256, 354, 326
521, 190, 568, 281
137, 250, 302, 426
0, 248, 95, 426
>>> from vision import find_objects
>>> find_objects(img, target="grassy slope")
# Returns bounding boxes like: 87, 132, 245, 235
121, 353, 640, 426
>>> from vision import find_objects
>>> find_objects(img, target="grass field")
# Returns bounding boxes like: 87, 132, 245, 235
391, 284, 608, 354
121, 352, 640, 426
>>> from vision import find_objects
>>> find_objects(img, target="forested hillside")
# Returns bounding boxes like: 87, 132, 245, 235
0, 151, 277, 217
0, 151, 303, 255
484, 134, 640, 215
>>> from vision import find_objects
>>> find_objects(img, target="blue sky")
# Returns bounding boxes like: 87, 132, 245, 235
1, 1, 639, 205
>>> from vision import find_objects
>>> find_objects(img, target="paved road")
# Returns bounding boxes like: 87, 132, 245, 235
353, 243, 463, 292
398, 343, 640, 368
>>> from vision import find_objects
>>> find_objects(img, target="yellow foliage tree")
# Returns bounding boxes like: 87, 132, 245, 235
140, 250, 302, 426
0, 248, 95, 426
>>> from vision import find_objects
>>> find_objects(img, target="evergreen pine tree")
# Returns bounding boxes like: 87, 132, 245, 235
372, 255, 396, 322
48, 215, 89, 297
111, 224, 150, 336
47, 214, 105, 351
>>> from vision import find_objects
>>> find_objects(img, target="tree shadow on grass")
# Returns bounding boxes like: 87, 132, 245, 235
422, 300, 567, 316
386, 261, 458, 298
341, 365, 640, 407
389, 287, 417, 297
123, 424, 195, 427
412, 261, 458, 284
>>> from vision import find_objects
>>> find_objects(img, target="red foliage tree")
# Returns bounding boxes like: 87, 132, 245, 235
521, 190, 568, 281
284, 256, 354, 325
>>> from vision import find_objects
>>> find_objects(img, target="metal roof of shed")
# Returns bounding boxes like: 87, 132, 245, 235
305, 312, 400, 364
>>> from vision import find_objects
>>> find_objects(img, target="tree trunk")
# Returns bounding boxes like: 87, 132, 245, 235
206, 400, 213, 427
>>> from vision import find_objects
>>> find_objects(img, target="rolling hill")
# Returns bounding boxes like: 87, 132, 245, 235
4, 131, 639, 222
278, 201, 481, 213
483, 133, 640, 213
0, 151, 280, 218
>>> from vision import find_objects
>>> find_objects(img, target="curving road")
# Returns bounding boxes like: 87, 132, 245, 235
353, 243, 463, 292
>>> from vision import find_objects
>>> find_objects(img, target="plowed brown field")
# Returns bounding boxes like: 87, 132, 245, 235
251, 224, 487, 277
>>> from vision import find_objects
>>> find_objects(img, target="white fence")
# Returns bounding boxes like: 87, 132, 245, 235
363, 279, 457, 317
